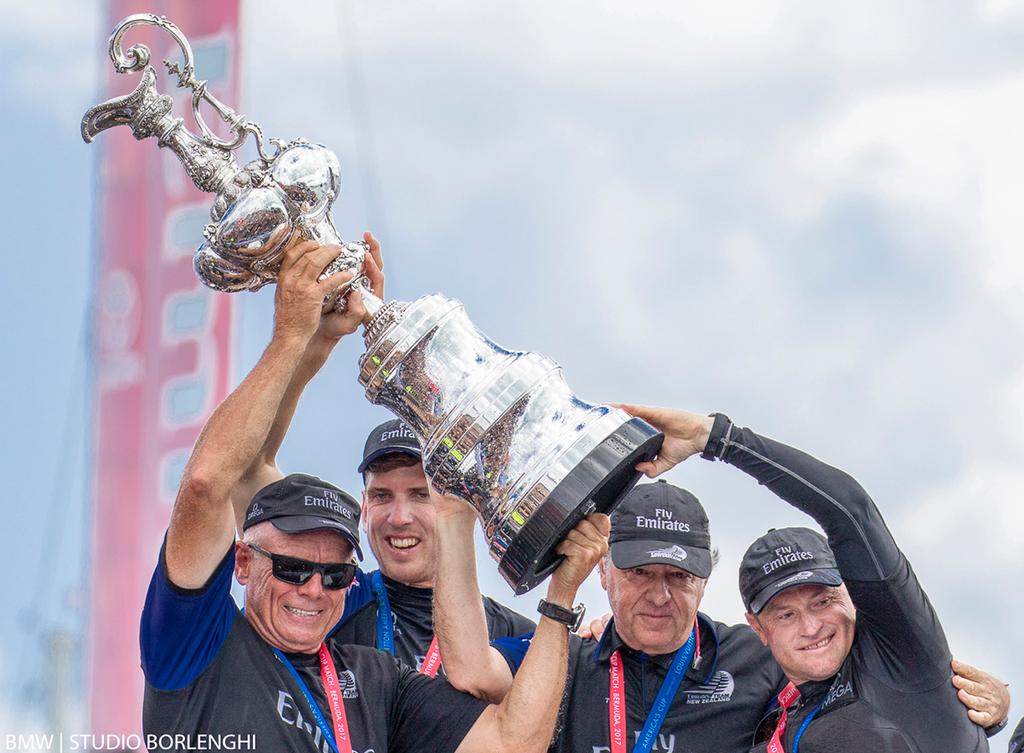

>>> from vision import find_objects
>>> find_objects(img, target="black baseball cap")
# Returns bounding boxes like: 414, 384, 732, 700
243, 473, 363, 560
609, 480, 713, 578
357, 419, 422, 474
739, 527, 843, 614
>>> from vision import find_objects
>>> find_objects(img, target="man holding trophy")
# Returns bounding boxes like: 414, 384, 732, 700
83, 13, 1010, 751
140, 232, 611, 752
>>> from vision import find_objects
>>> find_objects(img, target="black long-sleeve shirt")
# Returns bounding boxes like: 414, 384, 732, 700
704, 418, 988, 753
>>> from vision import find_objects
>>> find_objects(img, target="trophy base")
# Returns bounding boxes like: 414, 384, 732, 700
498, 417, 664, 595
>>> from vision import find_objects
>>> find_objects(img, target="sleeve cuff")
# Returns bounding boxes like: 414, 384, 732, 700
985, 716, 1009, 738
700, 413, 733, 461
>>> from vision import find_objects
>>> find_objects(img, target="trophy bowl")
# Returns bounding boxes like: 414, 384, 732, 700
82, 13, 664, 593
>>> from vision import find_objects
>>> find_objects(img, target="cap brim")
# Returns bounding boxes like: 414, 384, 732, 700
357, 447, 422, 474
610, 539, 712, 578
749, 568, 843, 614
270, 515, 364, 560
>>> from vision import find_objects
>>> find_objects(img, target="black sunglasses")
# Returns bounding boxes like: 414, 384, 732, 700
246, 543, 357, 590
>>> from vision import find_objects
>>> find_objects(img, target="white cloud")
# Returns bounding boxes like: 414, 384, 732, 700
794, 74, 1024, 313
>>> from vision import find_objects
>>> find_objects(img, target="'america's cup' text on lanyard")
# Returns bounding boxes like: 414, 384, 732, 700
371, 570, 441, 676
607, 626, 697, 753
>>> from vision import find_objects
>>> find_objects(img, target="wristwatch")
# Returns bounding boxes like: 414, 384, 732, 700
537, 599, 586, 631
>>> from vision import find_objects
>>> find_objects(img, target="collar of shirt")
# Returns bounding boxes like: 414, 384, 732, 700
593, 612, 719, 685
382, 574, 434, 610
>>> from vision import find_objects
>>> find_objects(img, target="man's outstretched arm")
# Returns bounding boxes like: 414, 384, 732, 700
166, 238, 363, 588
433, 493, 516, 703
453, 509, 609, 753
228, 232, 384, 530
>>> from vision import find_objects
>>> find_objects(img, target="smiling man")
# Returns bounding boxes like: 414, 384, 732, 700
630, 404, 994, 752
435, 403, 1007, 753
329, 420, 534, 674
435, 479, 788, 753
140, 234, 607, 753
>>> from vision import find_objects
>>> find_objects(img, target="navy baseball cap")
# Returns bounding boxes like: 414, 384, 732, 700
739, 527, 843, 614
243, 473, 363, 560
609, 480, 713, 578
358, 419, 422, 474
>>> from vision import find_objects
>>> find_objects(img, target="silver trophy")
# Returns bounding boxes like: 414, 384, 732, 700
83, 14, 663, 593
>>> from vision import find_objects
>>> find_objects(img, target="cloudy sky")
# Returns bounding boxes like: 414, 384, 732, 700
3, 0, 1024, 744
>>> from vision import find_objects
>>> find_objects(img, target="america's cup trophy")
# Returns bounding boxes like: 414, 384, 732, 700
83, 14, 664, 593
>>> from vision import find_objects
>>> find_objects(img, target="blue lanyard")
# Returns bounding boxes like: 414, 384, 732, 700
632, 628, 697, 753
271, 647, 340, 753
371, 570, 395, 654
791, 697, 826, 753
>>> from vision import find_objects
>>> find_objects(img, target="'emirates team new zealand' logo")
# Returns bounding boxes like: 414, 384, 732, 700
646, 545, 688, 562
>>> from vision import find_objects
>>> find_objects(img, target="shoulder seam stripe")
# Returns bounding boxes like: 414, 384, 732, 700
723, 438, 886, 580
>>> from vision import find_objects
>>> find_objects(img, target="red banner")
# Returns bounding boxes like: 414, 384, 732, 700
89, 0, 240, 736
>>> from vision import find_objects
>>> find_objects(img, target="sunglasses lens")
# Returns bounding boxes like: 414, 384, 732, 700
272, 556, 315, 586
322, 563, 356, 589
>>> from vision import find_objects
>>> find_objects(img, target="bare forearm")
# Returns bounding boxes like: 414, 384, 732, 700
230, 338, 335, 529
434, 510, 513, 701
186, 333, 308, 504
491, 615, 568, 751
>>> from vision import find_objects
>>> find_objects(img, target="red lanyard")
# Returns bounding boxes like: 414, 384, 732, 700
766, 681, 801, 753
318, 643, 354, 753
420, 635, 442, 677
607, 619, 700, 753
609, 650, 628, 753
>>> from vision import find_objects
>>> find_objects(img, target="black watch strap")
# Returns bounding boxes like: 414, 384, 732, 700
537, 599, 585, 631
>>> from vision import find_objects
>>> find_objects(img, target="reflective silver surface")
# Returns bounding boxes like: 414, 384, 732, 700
360, 294, 659, 592
85, 15, 661, 593
81, 14, 368, 311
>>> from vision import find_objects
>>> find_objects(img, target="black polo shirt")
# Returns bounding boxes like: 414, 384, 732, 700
707, 420, 988, 753
141, 545, 487, 753
332, 568, 535, 677
496, 613, 785, 753
1008, 717, 1023, 753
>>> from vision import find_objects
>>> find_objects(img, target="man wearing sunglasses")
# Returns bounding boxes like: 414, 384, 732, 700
217, 231, 534, 675
139, 234, 612, 753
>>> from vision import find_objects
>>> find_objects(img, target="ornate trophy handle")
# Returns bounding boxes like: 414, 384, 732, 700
107, 13, 281, 163
84, 13, 370, 311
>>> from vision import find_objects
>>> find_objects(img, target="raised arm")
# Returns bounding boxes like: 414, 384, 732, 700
165, 239, 364, 589
620, 404, 899, 580
433, 492, 515, 702
455, 510, 610, 753
229, 232, 384, 530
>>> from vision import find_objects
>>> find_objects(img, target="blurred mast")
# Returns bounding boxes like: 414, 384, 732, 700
86, 0, 240, 735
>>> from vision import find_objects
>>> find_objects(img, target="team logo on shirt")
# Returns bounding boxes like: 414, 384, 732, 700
684, 670, 734, 704
646, 544, 688, 562
340, 670, 359, 698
